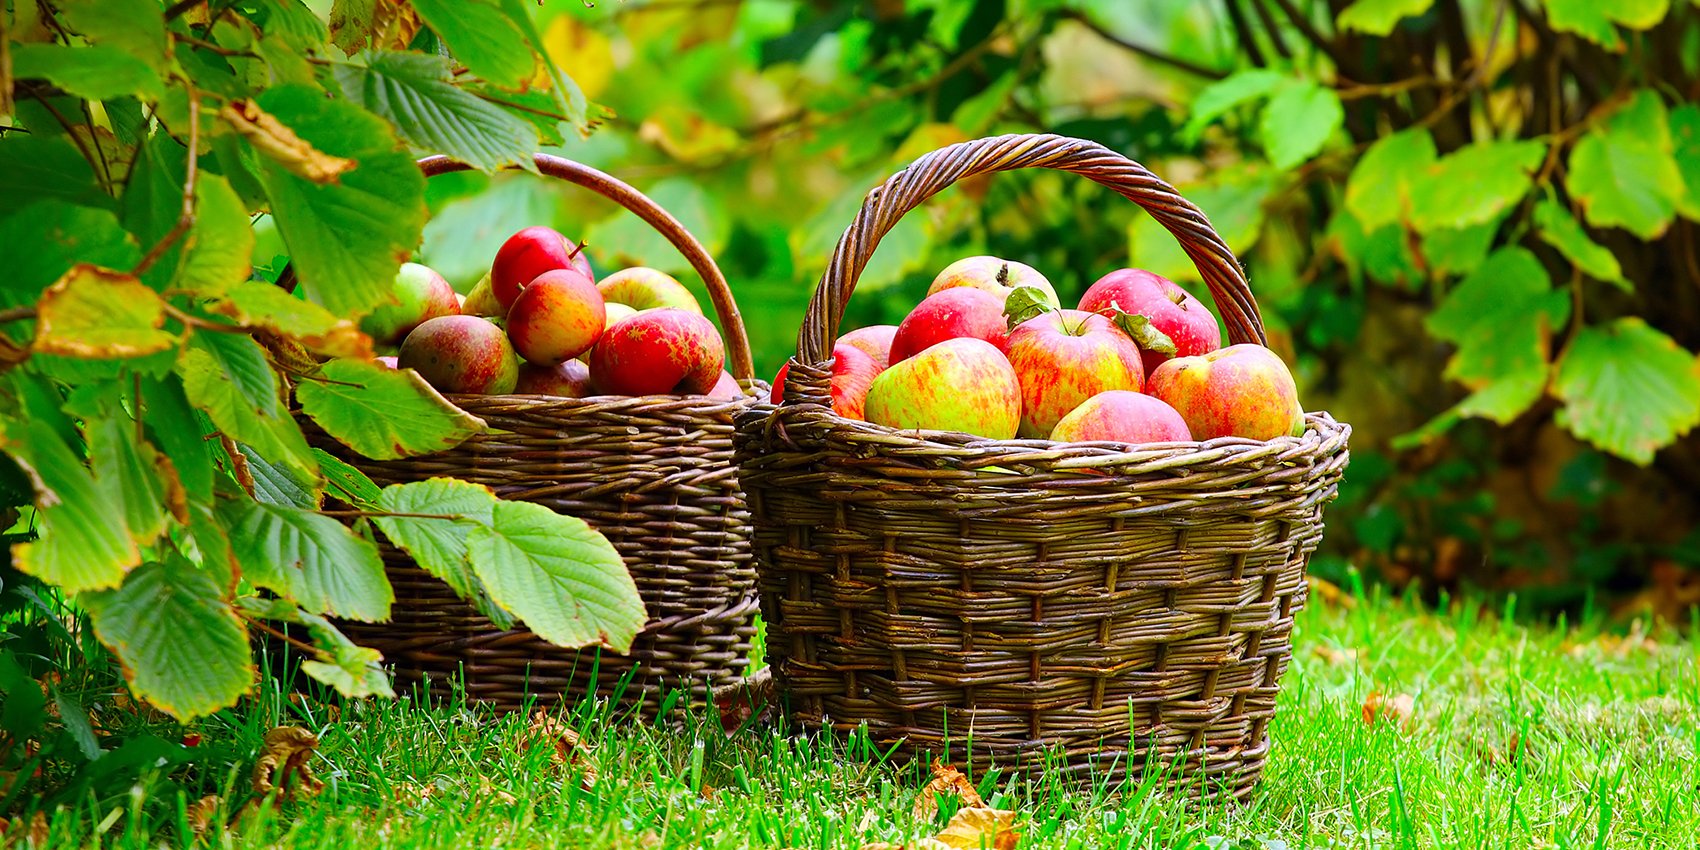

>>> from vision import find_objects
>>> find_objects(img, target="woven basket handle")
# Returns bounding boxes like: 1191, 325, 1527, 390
797, 133, 1264, 369
278, 153, 755, 381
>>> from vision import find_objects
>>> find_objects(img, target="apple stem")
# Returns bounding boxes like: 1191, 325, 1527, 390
1170, 289, 1189, 309
568, 240, 588, 262
995, 263, 1009, 286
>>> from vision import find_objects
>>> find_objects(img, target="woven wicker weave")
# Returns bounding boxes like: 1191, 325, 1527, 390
733, 134, 1350, 797
293, 153, 762, 713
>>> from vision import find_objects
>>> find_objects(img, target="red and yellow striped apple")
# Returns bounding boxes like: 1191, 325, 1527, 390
1005, 309, 1145, 438
1079, 268, 1220, 376
1146, 344, 1305, 441
491, 226, 594, 310
589, 308, 724, 395
838, 324, 898, 369
506, 268, 604, 365
398, 315, 519, 394
889, 287, 1010, 363
864, 338, 1020, 439
929, 255, 1058, 306
360, 262, 459, 344
1049, 391, 1192, 444
514, 359, 593, 398
597, 267, 701, 314
768, 342, 882, 419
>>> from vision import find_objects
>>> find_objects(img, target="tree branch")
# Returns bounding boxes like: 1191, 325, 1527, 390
1061, 10, 1229, 79
1265, 0, 1352, 72
1250, 0, 1294, 61
1223, 0, 1269, 67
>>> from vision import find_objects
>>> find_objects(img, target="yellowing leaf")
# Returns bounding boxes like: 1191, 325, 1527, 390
220, 99, 355, 184
543, 15, 613, 99
252, 726, 324, 798
1337, 0, 1436, 35
932, 807, 1019, 850
914, 762, 984, 822
33, 264, 177, 359
206, 280, 371, 359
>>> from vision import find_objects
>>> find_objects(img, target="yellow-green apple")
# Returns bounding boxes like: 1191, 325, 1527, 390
398, 315, 519, 394
506, 268, 605, 365
1146, 344, 1305, 441
597, 267, 702, 314
930, 255, 1059, 306
514, 359, 592, 397
1005, 309, 1145, 438
1079, 268, 1220, 375
463, 272, 503, 317
491, 226, 594, 310
589, 308, 725, 395
1049, 391, 1192, 444
839, 324, 898, 369
359, 262, 459, 344
768, 342, 882, 419
890, 287, 1010, 363
707, 370, 744, 400
864, 338, 1020, 439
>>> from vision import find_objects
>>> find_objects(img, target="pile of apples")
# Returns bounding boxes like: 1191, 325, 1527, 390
774, 256, 1307, 444
364, 226, 741, 399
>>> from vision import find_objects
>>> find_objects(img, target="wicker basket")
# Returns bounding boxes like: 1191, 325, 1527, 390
733, 134, 1351, 797
293, 153, 763, 714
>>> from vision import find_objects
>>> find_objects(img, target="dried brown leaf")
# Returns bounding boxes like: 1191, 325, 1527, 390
525, 712, 597, 789
1311, 645, 1359, 666
864, 808, 1021, 850
219, 100, 354, 184
252, 726, 324, 799
1362, 691, 1415, 729
1307, 576, 1356, 609
184, 795, 222, 838
913, 762, 984, 822
330, 0, 422, 54
713, 667, 776, 732
473, 776, 518, 807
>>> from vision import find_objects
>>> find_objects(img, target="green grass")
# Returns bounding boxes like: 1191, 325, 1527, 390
21, 589, 1700, 849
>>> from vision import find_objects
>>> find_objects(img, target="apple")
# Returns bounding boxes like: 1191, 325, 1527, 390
929, 255, 1059, 306
839, 324, 898, 369
707, 370, 744, 400
398, 315, 519, 394
889, 287, 1010, 364
1049, 391, 1192, 444
574, 302, 640, 365
514, 359, 593, 397
589, 308, 725, 395
359, 262, 459, 344
491, 226, 594, 310
462, 272, 503, 317
507, 268, 605, 365
597, 267, 702, 314
1079, 268, 1220, 376
1004, 309, 1145, 438
768, 342, 882, 419
863, 338, 1020, 439
1146, 344, 1305, 441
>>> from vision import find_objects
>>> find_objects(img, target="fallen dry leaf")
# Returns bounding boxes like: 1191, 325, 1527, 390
863, 806, 1021, 850
184, 795, 222, 838
913, 762, 984, 822
252, 727, 324, 799
1306, 576, 1357, 609
525, 711, 597, 789
713, 667, 776, 732
473, 775, 518, 807
1362, 691, 1415, 729
1311, 645, 1360, 666
219, 100, 354, 184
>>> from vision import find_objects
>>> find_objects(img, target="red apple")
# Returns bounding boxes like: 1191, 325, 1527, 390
1078, 268, 1221, 375
863, 338, 1020, 439
597, 267, 701, 314
1005, 309, 1145, 438
889, 287, 1010, 364
514, 359, 593, 398
707, 370, 744, 400
839, 324, 898, 369
507, 268, 605, 365
1146, 344, 1305, 441
360, 262, 459, 344
398, 315, 519, 394
574, 302, 640, 365
1049, 391, 1192, 444
768, 342, 882, 419
589, 308, 725, 395
929, 255, 1059, 306
491, 226, 594, 310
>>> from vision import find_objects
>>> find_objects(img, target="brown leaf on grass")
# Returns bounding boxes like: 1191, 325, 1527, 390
219, 100, 354, 184
524, 712, 597, 789
184, 795, 223, 838
1361, 691, 1415, 729
252, 727, 324, 799
473, 776, 518, 807
1311, 645, 1360, 666
863, 807, 1021, 850
912, 762, 985, 822
1306, 576, 1356, 609
713, 667, 776, 732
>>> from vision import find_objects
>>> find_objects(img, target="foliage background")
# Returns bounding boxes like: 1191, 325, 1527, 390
382, 0, 1700, 616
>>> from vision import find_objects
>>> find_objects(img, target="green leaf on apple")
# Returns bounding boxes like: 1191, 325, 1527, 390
1109, 309, 1179, 357
1003, 285, 1059, 330
297, 359, 486, 461
1554, 317, 1700, 466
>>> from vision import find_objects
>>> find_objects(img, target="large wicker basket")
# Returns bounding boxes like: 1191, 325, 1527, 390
293, 153, 762, 714
733, 134, 1350, 798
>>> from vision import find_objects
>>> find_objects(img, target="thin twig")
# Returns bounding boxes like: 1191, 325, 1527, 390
1249, 0, 1294, 61
0, 306, 38, 325
241, 614, 321, 657
133, 88, 199, 278
163, 0, 206, 21
171, 32, 259, 60
1223, 0, 1268, 67
1265, 0, 1351, 71
1061, 10, 1228, 79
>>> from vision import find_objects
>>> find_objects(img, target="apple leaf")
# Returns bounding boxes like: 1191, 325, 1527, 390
1259, 81, 1343, 169
1345, 128, 1437, 231
1532, 200, 1630, 290
5, 417, 139, 594
1566, 90, 1685, 240
177, 330, 321, 484
0, 136, 114, 217
1337, 0, 1437, 35
139, 374, 218, 505
32, 264, 178, 359
81, 556, 255, 722
239, 444, 322, 510
57, 0, 172, 75
1182, 69, 1287, 143
298, 359, 485, 461
316, 449, 382, 507
335, 51, 539, 173
9, 44, 164, 102
1003, 285, 1059, 330
0, 201, 140, 310
408, 0, 536, 91
1554, 318, 1700, 466
1110, 310, 1179, 357
1408, 140, 1546, 233
88, 409, 178, 546
219, 498, 393, 622
371, 478, 496, 604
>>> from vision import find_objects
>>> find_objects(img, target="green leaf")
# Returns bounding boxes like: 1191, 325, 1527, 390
123, 140, 253, 293
1419, 217, 1501, 280
51, 685, 103, 761
1259, 81, 1343, 169
1669, 105, 1700, 222
32, 265, 177, 360
253, 85, 427, 320
1181, 69, 1287, 143
9, 44, 164, 101
298, 359, 485, 460
1565, 90, 1684, 239
467, 500, 644, 651
220, 499, 392, 622
6, 419, 138, 593
495, 0, 593, 135
1337, 0, 1436, 34
59, 0, 171, 73
1345, 128, 1437, 231
0, 136, 113, 216
203, 280, 368, 358
315, 449, 382, 507
240, 444, 322, 510
1003, 285, 1058, 329
335, 52, 539, 173
1554, 318, 1700, 465
371, 478, 496, 601
253, 0, 330, 51
1111, 311, 1179, 357
1543, 0, 1669, 49
88, 410, 177, 546
409, 0, 537, 90
1408, 140, 1546, 232
1533, 200, 1629, 290
0, 652, 47, 739
81, 557, 255, 721
177, 330, 320, 483
1428, 248, 1568, 423
180, 176, 257, 294
0, 201, 140, 310
237, 597, 394, 698
140, 375, 217, 505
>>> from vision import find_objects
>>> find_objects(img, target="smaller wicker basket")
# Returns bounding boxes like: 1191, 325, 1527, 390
289, 153, 763, 714
734, 134, 1350, 798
